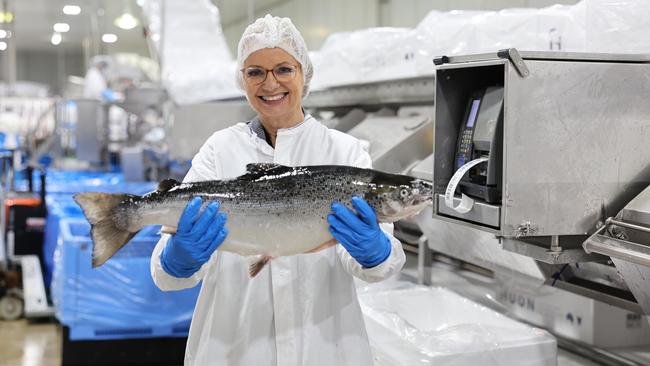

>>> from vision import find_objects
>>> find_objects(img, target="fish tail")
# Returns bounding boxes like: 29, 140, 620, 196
248, 255, 272, 277
73, 192, 140, 267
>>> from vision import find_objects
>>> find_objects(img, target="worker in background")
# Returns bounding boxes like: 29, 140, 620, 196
82, 56, 117, 101
150, 14, 405, 366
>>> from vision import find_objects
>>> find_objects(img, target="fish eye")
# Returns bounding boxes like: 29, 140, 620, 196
400, 189, 409, 198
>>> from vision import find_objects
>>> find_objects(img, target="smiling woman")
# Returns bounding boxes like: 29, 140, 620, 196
234, 14, 314, 146
150, 13, 406, 366
241, 48, 305, 144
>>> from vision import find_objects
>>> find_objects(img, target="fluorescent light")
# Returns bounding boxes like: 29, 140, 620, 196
0, 30, 6, 39
62, 5, 81, 15
0, 12, 13, 24
53, 23, 70, 33
51, 33, 62, 45
114, 13, 139, 30
0, 42, 6, 51
101, 33, 118, 43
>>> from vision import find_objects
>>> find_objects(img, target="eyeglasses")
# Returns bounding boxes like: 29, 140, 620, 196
241, 64, 298, 85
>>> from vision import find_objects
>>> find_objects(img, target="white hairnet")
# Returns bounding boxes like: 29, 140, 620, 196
236, 14, 313, 98
91, 55, 113, 69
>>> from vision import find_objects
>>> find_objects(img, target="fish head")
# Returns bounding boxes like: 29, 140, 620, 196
365, 172, 433, 222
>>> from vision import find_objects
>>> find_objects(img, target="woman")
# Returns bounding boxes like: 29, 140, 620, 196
151, 14, 405, 366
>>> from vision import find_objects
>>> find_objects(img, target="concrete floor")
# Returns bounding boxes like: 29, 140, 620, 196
0, 252, 646, 366
0, 317, 603, 366
0, 319, 61, 366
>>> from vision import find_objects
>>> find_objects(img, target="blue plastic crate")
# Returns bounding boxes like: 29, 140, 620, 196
42, 181, 158, 289
43, 195, 85, 289
15, 170, 125, 194
68, 322, 192, 341
51, 218, 200, 341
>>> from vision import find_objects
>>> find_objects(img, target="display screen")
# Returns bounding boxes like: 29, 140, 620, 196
466, 99, 480, 128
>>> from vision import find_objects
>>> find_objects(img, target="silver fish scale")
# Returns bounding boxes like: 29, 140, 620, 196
134, 165, 379, 228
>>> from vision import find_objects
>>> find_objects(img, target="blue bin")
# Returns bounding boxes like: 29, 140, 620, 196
14, 169, 124, 194
44, 195, 85, 289
51, 218, 199, 341
42, 181, 157, 290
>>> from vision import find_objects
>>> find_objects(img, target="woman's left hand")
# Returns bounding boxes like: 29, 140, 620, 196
327, 196, 391, 268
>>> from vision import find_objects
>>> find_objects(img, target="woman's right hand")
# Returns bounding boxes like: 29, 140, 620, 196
160, 197, 228, 278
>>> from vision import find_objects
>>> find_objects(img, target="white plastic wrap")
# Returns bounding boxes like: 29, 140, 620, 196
0, 97, 56, 139
584, 0, 650, 53
311, 3, 586, 90
0, 81, 51, 97
357, 281, 557, 366
141, 0, 241, 104
310, 27, 412, 89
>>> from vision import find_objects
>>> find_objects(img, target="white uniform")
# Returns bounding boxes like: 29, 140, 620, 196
82, 66, 107, 99
150, 114, 406, 366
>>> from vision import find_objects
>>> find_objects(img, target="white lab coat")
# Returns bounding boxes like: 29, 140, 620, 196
82, 66, 107, 99
150, 114, 406, 366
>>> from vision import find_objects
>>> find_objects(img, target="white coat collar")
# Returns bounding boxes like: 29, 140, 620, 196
276, 114, 314, 136
247, 114, 315, 152
248, 114, 314, 138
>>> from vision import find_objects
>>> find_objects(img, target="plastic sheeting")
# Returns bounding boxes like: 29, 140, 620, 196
140, 0, 241, 104
357, 281, 557, 366
310, 27, 412, 88
311, 0, 649, 90
51, 218, 199, 340
0, 81, 51, 98
311, 4, 584, 89
584, 0, 650, 53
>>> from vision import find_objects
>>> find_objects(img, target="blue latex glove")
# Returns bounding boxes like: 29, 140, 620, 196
101, 88, 118, 102
160, 197, 228, 277
328, 196, 391, 268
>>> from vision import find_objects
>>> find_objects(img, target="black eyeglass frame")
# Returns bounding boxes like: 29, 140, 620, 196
240, 64, 300, 85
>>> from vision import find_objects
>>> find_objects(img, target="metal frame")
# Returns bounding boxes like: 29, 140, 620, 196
304, 76, 435, 109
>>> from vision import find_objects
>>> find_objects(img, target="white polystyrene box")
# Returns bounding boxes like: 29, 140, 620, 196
498, 284, 650, 348
358, 285, 557, 366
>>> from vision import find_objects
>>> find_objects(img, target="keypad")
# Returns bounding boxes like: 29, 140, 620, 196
459, 129, 473, 154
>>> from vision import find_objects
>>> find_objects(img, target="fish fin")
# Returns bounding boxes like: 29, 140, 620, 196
305, 238, 337, 254
157, 178, 181, 193
73, 192, 140, 267
160, 225, 177, 235
238, 163, 294, 181
248, 255, 272, 278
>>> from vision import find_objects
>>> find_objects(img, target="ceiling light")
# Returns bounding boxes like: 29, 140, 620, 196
0, 42, 7, 51
51, 33, 62, 46
0, 12, 13, 24
63, 5, 81, 15
114, 12, 139, 30
102, 33, 118, 43
53, 23, 70, 33
0, 30, 6, 39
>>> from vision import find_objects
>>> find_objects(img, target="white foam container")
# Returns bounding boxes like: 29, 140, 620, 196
358, 285, 557, 366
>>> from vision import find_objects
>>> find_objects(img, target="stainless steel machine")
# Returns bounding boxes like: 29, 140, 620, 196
584, 185, 650, 316
60, 85, 169, 171
167, 100, 256, 163
415, 49, 650, 360
72, 99, 107, 166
